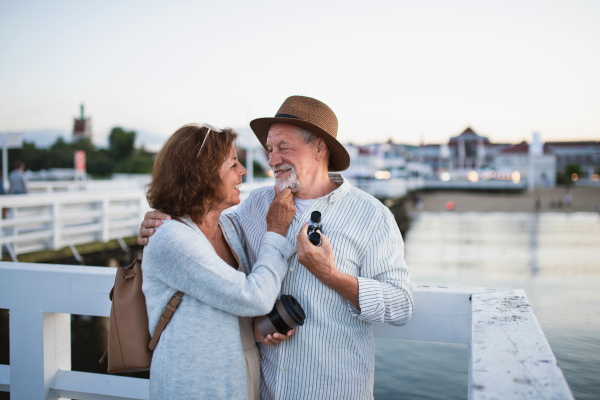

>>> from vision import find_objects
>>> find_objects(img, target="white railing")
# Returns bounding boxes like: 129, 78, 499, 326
27, 180, 149, 194
0, 192, 150, 260
0, 262, 573, 400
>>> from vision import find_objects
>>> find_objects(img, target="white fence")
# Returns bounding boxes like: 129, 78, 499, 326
349, 178, 425, 198
27, 180, 148, 194
0, 192, 150, 260
0, 262, 573, 400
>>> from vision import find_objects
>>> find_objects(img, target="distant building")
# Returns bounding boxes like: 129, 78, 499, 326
410, 127, 510, 172
544, 141, 600, 175
73, 103, 92, 140
495, 141, 557, 187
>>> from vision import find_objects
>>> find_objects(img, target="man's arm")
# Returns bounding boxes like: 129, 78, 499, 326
350, 209, 414, 326
297, 210, 414, 326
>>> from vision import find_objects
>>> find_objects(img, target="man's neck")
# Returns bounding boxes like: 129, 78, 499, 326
294, 171, 340, 200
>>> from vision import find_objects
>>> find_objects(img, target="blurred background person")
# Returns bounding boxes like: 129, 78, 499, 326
8, 161, 27, 195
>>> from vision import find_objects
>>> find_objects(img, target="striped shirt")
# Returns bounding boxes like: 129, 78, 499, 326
228, 174, 414, 400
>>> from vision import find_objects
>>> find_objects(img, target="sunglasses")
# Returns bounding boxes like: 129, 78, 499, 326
197, 123, 224, 157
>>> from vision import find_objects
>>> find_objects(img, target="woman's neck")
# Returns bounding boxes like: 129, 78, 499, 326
195, 209, 222, 242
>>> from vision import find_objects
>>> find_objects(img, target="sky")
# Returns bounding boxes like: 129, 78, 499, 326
1, 0, 599, 149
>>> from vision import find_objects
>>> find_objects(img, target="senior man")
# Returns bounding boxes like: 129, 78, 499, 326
138, 96, 414, 400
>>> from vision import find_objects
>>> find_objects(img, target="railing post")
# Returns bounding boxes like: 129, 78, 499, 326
9, 310, 71, 400
52, 201, 60, 250
101, 197, 110, 242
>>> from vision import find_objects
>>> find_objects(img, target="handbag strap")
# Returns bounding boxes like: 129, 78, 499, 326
149, 291, 185, 350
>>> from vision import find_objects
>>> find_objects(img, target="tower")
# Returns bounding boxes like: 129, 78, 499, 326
73, 103, 92, 140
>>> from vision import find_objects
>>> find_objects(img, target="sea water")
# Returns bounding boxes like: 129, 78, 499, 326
374, 212, 600, 400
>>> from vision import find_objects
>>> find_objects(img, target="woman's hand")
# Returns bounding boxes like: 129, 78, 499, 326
137, 211, 172, 245
266, 187, 296, 237
296, 223, 338, 284
253, 319, 296, 346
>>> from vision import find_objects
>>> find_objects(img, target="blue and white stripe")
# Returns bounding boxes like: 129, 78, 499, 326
227, 174, 414, 400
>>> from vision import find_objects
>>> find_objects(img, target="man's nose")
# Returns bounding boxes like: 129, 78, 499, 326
269, 150, 282, 168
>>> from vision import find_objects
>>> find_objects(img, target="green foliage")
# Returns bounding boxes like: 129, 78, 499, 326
109, 128, 136, 160
6, 128, 155, 177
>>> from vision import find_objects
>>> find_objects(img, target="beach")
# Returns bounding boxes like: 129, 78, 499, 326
407, 186, 600, 213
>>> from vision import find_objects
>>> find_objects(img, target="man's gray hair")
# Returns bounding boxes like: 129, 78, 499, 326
295, 127, 330, 165
295, 127, 320, 146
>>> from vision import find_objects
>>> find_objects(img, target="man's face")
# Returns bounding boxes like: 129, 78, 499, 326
266, 123, 317, 193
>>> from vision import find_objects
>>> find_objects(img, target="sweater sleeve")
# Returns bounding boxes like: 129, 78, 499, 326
143, 221, 294, 317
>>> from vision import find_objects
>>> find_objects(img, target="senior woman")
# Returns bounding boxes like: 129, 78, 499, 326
142, 123, 296, 400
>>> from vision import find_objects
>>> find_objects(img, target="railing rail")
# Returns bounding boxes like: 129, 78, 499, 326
0, 262, 573, 400
0, 192, 150, 259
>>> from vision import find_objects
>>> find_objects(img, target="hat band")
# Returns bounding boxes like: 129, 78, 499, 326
275, 113, 300, 119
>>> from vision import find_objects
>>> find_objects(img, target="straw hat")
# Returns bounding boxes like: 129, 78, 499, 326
250, 96, 350, 171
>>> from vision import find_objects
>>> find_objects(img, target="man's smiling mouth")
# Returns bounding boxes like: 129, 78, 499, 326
274, 168, 291, 177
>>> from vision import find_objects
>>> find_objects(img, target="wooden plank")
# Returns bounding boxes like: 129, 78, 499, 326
0, 364, 9, 392
0, 263, 114, 317
374, 289, 472, 343
469, 290, 573, 400
52, 370, 149, 400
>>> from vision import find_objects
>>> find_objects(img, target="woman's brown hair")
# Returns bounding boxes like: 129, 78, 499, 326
146, 124, 239, 223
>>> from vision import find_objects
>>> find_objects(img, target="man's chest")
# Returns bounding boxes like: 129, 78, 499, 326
241, 200, 367, 277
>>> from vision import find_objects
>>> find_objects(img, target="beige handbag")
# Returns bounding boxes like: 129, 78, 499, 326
99, 258, 184, 373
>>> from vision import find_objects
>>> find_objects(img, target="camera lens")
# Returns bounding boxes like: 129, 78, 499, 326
256, 295, 306, 337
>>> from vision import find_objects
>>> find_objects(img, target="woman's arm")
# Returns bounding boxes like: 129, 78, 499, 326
143, 221, 295, 317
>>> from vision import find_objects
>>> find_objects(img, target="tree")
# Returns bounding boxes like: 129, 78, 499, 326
108, 128, 136, 160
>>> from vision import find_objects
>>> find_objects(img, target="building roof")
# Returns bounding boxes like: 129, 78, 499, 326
500, 141, 553, 155
449, 127, 491, 144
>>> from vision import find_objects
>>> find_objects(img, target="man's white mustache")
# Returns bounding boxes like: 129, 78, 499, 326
273, 163, 294, 175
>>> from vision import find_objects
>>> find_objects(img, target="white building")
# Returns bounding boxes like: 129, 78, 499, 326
494, 142, 557, 187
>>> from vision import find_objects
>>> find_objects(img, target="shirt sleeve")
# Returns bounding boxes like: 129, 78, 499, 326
347, 208, 415, 326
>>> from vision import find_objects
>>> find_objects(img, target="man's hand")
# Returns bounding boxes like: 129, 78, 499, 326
137, 211, 171, 245
253, 319, 296, 346
266, 187, 296, 237
296, 223, 338, 283
297, 223, 360, 309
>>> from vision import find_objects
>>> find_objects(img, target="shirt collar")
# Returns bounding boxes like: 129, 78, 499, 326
326, 173, 351, 203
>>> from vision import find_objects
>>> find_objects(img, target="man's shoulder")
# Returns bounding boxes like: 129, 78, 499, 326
344, 185, 391, 218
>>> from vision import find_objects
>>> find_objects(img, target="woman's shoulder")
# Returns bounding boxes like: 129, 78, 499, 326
147, 219, 204, 249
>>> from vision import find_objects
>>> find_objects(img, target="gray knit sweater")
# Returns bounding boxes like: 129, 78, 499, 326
142, 215, 295, 400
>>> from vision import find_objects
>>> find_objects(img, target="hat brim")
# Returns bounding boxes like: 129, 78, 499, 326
249, 117, 350, 172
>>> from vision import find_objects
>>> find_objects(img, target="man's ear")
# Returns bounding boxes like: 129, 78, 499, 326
315, 139, 327, 161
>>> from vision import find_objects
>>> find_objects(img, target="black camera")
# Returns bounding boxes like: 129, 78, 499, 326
307, 211, 322, 247
256, 295, 306, 337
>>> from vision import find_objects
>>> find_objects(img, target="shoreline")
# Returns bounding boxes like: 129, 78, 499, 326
405, 186, 600, 214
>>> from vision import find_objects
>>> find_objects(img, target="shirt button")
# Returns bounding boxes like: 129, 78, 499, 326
289, 267, 294, 272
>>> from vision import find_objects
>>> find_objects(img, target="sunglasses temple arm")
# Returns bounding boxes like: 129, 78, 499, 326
197, 128, 212, 157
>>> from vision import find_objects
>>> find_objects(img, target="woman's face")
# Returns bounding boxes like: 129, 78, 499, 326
218, 145, 247, 210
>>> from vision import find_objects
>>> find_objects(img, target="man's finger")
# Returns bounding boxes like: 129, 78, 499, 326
300, 222, 309, 234
146, 211, 171, 220
137, 237, 148, 246
142, 219, 162, 229
139, 228, 155, 237
274, 186, 280, 197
